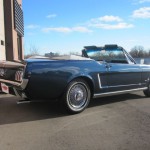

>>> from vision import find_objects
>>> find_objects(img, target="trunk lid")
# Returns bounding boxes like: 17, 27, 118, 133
0, 61, 25, 84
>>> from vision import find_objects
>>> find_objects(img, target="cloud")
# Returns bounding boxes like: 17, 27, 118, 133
133, 0, 150, 4
41, 15, 133, 33
132, 7, 150, 18
42, 26, 92, 33
93, 15, 123, 22
88, 15, 134, 30
139, 0, 150, 3
42, 27, 72, 33
46, 14, 57, 18
72, 27, 92, 33
89, 22, 134, 29
26, 24, 40, 29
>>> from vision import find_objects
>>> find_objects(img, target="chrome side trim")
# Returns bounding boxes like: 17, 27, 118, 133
98, 74, 102, 89
93, 87, 148, 98
108, 83, 141, 88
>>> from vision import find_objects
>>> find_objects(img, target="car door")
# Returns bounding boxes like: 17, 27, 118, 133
105, 48, 142, 92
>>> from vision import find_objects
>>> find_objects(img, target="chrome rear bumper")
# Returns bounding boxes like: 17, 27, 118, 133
0, 78, 28, 90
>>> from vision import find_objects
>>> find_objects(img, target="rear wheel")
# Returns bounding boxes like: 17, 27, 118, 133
143, 83, 150, 97
63, 79, 91, 114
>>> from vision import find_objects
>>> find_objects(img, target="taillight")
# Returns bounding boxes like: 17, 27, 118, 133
15, 71, 23, 82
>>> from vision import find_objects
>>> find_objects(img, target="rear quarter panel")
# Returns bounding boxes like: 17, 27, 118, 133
24, 60, 103, 100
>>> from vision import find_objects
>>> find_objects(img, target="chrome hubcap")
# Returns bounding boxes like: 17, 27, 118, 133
75, 90, 84, 101
68, 83, 87, 109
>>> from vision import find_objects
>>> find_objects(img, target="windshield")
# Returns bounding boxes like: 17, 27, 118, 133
85, 48, 128, 63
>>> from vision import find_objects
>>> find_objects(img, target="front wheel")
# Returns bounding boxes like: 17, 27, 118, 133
63, 79, 91, 114
143, 83, 150, 97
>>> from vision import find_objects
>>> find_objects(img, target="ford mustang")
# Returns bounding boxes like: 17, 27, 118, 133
0, 45, 150, 114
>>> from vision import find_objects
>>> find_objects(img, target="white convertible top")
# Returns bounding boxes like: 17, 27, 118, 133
51, 55, 92, 60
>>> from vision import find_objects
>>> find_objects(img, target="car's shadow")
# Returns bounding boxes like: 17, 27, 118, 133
0, 92, 145, 125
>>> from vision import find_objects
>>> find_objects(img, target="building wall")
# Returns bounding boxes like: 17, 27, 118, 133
12, 0, 21, 60
12, 0, 24, 60
4, 0, 14, 60
0, 0, 6, 60
17, 0, 22, 5
3, 0, 24, 61
13, 0, 24, 60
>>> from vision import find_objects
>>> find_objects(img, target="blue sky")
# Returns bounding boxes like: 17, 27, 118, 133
23, 0, 150, 55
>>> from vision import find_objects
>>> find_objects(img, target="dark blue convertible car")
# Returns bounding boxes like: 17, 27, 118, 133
0, 45, 150, 114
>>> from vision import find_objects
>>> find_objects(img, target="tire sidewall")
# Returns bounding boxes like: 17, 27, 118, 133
144, 82, 150, 97
64, 79, 91, 114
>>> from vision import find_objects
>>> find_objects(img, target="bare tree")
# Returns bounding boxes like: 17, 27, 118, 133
148, 49, 150, 57
130, 46, 145, 58
29, 44, 39, 55
69, 51, 81, 56
45, 52, 60, 58
130, 46, 150, 58
24, 44, 40, 59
